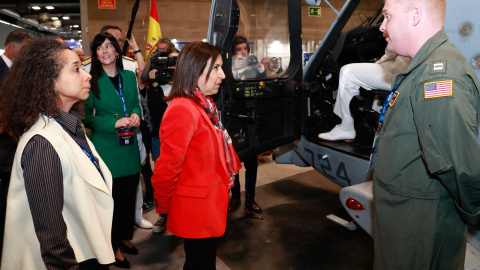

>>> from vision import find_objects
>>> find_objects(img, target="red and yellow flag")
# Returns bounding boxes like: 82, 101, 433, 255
145, 0, 162, 60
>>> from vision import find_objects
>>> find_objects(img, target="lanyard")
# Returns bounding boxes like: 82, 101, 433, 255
369, 75, 407, 170
75, 142, 105, 180
110, 74, 128, 117
378, 75, 406, 123
47, 115, 105, 180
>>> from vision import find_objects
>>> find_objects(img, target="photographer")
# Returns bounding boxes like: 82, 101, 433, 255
141, 46, 179, 234
231, 35, 266, 80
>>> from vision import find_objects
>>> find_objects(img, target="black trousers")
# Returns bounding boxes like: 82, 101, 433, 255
0, 171, 11, 263
141, 152, 154, 202
231, 156, 258, 202
111, 173, 139, 250
183, 238, 218, 270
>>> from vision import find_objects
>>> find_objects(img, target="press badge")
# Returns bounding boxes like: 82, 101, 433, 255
118, 127, 134, 145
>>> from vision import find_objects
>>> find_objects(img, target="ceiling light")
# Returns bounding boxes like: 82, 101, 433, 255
46, 6, 54, 10
73, 25, 79, 28
62, 16, 70, 20
51, 17, 59, 20
32, 6, 41, 10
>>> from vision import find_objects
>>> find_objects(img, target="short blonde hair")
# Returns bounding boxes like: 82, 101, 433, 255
402, 0, 446, 22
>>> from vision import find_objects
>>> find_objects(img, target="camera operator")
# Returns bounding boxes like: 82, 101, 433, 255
140, 46, 179, 234
141, 38, 175, 83
232, 35, 266, 80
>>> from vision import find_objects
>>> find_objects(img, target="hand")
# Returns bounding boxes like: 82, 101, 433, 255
125, 33, 139, 51
129, 113, 140, 128
115, 117, 133, 129
149, 69, 157, 80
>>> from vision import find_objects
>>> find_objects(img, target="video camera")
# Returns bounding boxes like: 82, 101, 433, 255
149, 49, 178, 84
233, 55, 259, 70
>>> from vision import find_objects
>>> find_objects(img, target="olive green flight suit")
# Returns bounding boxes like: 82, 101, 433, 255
373, 30, 480, 270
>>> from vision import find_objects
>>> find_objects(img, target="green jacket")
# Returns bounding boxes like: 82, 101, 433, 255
373, 30, 480, 270
83, 68, 142, 178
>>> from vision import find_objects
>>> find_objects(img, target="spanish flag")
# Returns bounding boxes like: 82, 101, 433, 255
145, 0, 162, 60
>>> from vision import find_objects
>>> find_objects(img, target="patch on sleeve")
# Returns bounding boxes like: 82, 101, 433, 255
424, 80, 453, 99
430, 60, 447, 74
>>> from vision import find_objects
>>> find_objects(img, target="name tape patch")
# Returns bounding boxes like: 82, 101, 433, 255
424, 80, 453, 99
388, 91, 399, 107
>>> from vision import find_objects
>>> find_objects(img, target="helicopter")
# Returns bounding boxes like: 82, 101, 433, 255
207, 0, 480, 268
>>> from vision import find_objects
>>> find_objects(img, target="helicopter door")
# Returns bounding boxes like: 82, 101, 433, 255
207, 0, 304, 160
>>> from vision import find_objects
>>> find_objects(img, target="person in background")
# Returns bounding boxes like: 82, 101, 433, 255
373, 0, 480, 269
0, 30, 32, 82
98, 25, 154, 231
126, 48, 136, 59
142, 46, 179, 234
83, 25, 144, 77
139, 37, 176, 232
231, 35, 266, 80
261, 56, 278, 78
0, 29, 32, 262
73, 47, 85, 62
152, 41, 241, 269
0, 39, 114, 270
83, 32, 142, 269
228, 35, 264, 214
318, 48, 410, 142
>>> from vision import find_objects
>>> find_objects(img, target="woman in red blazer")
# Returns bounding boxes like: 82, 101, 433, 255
151, 41, 241, 269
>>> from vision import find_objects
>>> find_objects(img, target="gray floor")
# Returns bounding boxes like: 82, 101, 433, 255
111, 155, 373, 269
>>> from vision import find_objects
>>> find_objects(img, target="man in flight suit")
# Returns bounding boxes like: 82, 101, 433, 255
373, 0, 480, 269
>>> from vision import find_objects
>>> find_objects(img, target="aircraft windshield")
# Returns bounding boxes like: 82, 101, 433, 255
232, 0, 382, 81
232, 0, 290, 80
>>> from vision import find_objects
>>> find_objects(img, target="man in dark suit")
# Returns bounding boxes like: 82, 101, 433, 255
0, 29, 32, 261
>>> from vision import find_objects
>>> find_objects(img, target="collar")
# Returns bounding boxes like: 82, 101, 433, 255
57, 109, 82, 135
1, 54, 12, 68
401, 30, 448, 75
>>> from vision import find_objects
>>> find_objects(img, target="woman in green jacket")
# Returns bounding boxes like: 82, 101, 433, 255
83, 32, 141, 269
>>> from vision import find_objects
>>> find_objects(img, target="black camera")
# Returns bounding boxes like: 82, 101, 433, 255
150, 50, 178, 84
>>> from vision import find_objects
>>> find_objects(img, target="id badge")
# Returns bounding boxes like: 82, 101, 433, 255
118, 127, 134, 145
367, 124, 382, 172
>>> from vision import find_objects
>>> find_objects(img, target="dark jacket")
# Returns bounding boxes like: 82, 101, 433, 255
147, 84, 168, 138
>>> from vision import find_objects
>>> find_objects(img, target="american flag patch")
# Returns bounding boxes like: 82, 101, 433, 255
424, 80, 453, 99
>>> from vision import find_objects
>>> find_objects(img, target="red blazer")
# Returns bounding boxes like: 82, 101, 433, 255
152, 97, 241, 239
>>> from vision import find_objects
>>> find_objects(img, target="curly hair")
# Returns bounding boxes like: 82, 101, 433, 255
0, 39, 71, 137
168, 41, 221, 101
90, 32, 124, 98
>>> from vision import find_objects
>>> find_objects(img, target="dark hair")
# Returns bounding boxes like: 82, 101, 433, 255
232, 35, 249, 54
90, 32, 124, 98
156, 37, 175, 49
5, 30, 32, 46
168, 41, 221, 101
0, 39, 71, 136
100, 25, 122, 34
165, 47, 179, 56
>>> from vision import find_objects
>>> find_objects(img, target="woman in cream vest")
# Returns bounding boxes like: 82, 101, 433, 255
0, 39, 114, 269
